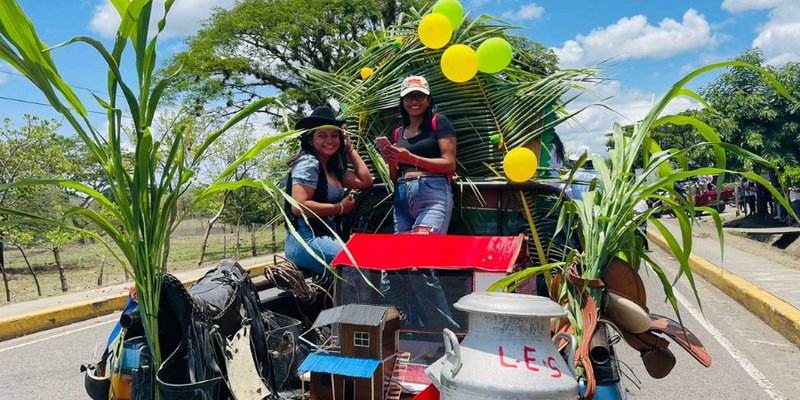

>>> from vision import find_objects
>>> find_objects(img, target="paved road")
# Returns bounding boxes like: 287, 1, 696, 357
0, 312, 118, 399
1, 246, 799, 399
620, 249, 800, 399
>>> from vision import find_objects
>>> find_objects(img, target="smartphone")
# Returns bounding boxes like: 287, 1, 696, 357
375, 136, 391, 149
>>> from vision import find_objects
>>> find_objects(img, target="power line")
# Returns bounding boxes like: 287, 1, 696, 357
0, 95, 110, 116
0, 68, 112, 96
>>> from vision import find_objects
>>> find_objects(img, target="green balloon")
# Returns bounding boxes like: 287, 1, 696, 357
340, 103, 349, 112
490, 134, 500, 145
432, 0, 463, 30
477, 37, 513, 73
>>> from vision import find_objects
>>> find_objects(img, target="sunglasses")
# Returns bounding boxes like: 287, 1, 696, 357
403, 92, 428, 102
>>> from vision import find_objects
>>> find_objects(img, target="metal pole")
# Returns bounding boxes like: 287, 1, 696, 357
331, 373, 336, 400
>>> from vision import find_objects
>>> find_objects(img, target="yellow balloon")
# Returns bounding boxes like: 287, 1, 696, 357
360, 67, 373, 80
503, 147, 539, 182
440, 44, 478, 83
418, 13, 452, 49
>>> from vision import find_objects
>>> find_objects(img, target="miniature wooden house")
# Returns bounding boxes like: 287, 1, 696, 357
299, 304, 402, 400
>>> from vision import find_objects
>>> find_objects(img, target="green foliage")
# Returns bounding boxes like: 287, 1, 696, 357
610, 109, 718, 170
306, 12, 597, 183
784, 165, 800, 188
164, 0, 427, 124
0, 1, 274, 380
700, 48, 800, 170
558, 61, 796, 335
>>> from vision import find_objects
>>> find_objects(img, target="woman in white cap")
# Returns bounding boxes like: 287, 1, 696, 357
284, 106, 373, 278
379, 75, 457, 234
378, 76, 459, 328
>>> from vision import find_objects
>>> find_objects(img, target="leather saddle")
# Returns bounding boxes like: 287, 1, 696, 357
156, 259, 275, 399
552, 258, 712, 400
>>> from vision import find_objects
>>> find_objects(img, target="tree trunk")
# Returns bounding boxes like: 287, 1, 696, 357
15, 244, 41, 296
235, 220, 241, 259
0, 232, 9, 302
271, 222, 277, 252
223, 223, 228, 258
198, 191, 230, 266
251, 223, 257, 257
757, 185, 769, 217
53, 247, 68, 292
97, 256, 106, 287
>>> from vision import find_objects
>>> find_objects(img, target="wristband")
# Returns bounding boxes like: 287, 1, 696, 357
338, 202, 344, 215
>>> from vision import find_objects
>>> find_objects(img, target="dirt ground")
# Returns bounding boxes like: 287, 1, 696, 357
683, 207, 800, 271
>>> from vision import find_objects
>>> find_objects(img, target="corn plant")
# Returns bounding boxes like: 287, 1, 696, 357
493, 62, 798, 346
0, 1, 280, 383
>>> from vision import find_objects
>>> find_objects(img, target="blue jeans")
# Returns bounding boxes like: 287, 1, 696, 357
389, 175, 457, 327
284, 222, 340, 278
394, 175, 453, 233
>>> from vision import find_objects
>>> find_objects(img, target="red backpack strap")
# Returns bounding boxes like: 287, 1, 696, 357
432, 112, 439, 137
393, 126, 401, 143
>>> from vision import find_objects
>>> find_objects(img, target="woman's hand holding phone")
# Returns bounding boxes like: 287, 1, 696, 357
376, 136, 391, 150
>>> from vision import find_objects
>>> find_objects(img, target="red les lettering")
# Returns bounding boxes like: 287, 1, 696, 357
498, 346, 517, 368
547, 356, 562, 378
523, 346, 540, 372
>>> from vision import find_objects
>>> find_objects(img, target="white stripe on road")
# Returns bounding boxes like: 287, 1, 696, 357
674, 288, 786, 400
0, 317, 116, 354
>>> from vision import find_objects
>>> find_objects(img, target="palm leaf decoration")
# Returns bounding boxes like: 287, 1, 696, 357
305, 10, 600, 181
301, 10, 599, 270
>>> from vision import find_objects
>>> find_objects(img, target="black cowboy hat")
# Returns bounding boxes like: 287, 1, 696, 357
294, 106, 345, 131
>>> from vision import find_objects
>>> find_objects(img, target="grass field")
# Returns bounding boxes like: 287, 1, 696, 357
0, 219, 287, 304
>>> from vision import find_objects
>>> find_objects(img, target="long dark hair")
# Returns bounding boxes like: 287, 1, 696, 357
399, 95, 436, 132
287, 128, 348, 180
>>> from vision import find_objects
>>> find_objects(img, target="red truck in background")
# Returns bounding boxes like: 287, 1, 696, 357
694, 186, 735, 212
652, 181, 735, 218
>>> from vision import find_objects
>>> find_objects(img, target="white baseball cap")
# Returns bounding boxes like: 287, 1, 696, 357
400, 75, 430, 97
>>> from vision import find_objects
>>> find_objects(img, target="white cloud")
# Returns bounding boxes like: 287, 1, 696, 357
751, 5, 800, 65
89, 0, 236, 40
721, 0, 794, 12
722, 1, 800, 65
553, 9, 716, 68
557, 80, 700, 156
501, 3, 544, 21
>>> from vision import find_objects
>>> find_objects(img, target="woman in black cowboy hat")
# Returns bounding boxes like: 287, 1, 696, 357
284, 106, 372, 277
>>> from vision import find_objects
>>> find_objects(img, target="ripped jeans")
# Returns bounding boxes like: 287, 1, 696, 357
394, 175, 453, 233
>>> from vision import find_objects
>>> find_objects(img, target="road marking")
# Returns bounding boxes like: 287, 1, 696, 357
0, 317, 116, 354
674, 288, 787, 400
747, 339, 791, 348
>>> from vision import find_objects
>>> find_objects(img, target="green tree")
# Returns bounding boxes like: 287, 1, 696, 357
700, 49, 800, 215
163, 0, 559, 126
0, 116, 76, 300
163, 0, 424, 121
608, 109, 718, 170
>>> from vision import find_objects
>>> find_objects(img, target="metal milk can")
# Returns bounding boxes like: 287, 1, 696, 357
426, 291, 579, 399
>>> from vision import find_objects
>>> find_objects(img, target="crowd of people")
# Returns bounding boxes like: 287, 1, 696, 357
735, 177, 800, 226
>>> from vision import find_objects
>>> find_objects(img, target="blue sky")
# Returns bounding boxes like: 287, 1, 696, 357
1, 0, 798, 155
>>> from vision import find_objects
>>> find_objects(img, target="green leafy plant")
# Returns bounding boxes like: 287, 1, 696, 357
0, 1, 276, 384
494, 62, 798, 347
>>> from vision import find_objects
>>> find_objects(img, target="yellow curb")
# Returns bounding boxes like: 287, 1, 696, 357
647, 229, 800, 348
0, 262, 271, 342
